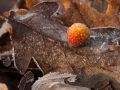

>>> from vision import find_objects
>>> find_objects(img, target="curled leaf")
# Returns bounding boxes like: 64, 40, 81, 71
18, 71, 34, 90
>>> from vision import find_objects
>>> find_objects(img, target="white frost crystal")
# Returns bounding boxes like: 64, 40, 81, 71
32, 72, 90, 90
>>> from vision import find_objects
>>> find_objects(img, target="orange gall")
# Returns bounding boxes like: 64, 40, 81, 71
67, 23, 90, 47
